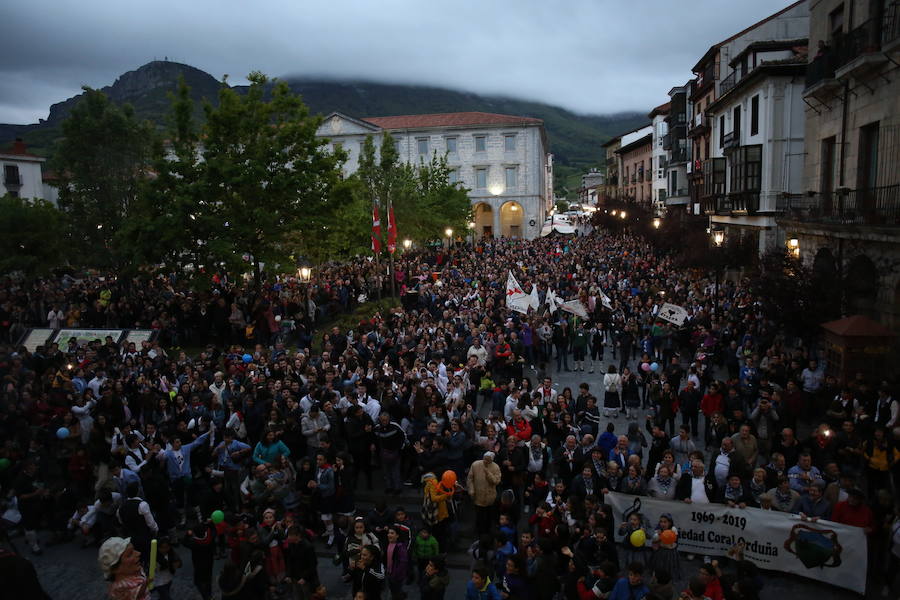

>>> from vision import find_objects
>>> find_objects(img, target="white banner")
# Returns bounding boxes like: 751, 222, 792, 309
605, 492, 867, 594
560, 299, 589, 319
657, 302, 689, 326
506, 271, 530, 314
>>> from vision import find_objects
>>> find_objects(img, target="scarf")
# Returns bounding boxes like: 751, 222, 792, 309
655, 476, 673, 495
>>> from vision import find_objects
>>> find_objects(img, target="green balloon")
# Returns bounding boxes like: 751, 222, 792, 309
0, 458, 10, 471
211, 510, 225, 524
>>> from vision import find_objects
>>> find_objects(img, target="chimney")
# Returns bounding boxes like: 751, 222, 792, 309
12, 138, 27, 154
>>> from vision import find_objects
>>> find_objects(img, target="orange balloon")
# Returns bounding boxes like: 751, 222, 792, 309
660, 529, 677, 545
441, 470, 457, 488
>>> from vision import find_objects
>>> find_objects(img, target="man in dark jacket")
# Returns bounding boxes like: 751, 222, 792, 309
675, 460, 715, 504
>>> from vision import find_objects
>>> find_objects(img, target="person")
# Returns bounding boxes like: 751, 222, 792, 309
351, 544, 385, 600
651, 513, 681, 581
421, 556, 450, 600
603, 366, 622, 418
14, 460, 49, 555
412, 525, 440, 584
157, 425, 213, 524
283, 525, 320, 599
116, 481, 158, 569
97, 537, 150, 600
152, 537, 181, 600
384, 526, 409, 600
608, 562, 650, 600
422, 472, 453, 549
465, 566, 502, 600
468, 451, 502, 532
500, 554, 531, 599
184, 519, 217, 600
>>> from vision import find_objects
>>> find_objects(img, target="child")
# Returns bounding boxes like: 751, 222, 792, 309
422, 556, 450, 600
618, 511, 651, 567
650, 513, 681, 581
523, 472, 550, 514
465, 566, 501, 600
497, 513, 516, 545
528, 502, 557, 540
384, 526, 409, 600
412, 525, 440, 583
153, 537, 182, 600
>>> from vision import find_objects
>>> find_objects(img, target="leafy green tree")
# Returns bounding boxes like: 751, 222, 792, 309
199, 72, 345, 287
120, 77, 212, 283
294, 176, 371, 263
0, 195, 65, 275
53, 88, 155, 267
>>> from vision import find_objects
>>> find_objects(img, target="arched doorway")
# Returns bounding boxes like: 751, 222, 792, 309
473, 202, 493, 239
500, 201, 524, 238
812, 247, 837, 279
845, 254, 878, 318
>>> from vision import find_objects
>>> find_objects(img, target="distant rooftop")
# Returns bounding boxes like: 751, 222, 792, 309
363, 111, 543, 129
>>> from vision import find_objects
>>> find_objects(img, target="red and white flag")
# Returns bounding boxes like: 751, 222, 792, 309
387, 204, 397, 254
506, 270, 530, 314
371, 203, 382, 254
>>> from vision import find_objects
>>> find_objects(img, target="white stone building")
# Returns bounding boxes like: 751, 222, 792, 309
706, 40, 808, 255
315, 111, 553, 239
0, 139, 54, 203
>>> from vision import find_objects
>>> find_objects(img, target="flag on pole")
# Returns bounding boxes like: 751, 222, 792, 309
387, 204, 397, 254
371, 203, 381, 254
545, 288, 560, 313
560, 299, 589, 319
528, 284, 540, 311
657, 302, 689, 326
506, 271, 530, 313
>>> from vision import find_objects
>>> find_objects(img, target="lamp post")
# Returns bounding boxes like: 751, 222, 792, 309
403, 239, 412, 252
445, 227, 453, 250
297, 263, 313, 326
652, 217, 661, 229
711, 226, 725, 321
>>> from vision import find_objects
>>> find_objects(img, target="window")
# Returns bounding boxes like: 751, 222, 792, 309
417, 138, 429, 156
358, 141, 366, 156
505, 166, 517, 190
449, 169, 460, 185
730, 145, 762, 193
658, 169, 664, 179
474, 135, 487, 152
750, 95, 759, 136
333, 141, 343, 153
719, 115, 726, 147
820, 136, 837, 194
829, 4, 844, 39
670, 170, 678, 194
857, 122, 880, 190
394, 140, 402, 154
733, 106, 741, 140
446, 137, 458, 154
475, 167, 488, 189
3, 164, 20, 186
504, 134, 516, 152
703, 158, 726, 198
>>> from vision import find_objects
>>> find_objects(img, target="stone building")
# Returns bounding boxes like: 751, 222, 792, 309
315, 111, 553, 240
649, 103, 670, 210
778, 0, 900, 331
599, 135, 622, 204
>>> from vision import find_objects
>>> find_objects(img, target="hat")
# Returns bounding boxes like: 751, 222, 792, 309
98, 536, 131, 577
483, 451, 496, 460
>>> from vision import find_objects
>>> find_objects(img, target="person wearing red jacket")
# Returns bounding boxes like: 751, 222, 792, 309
510, 414, 532, 442
831, 488, 875, 533
528, 502, 558, 540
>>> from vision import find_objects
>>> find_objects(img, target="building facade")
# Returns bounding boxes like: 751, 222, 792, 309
778, 0, 900, 331
705, 40, 808, 255
665, 84, 693, 211
615, 125, 654, 207
649, 103, 670, 210
0, 139, 53, 203
599, 135, 622, 204
578, 169, 606, 207
315, 111, 552, 240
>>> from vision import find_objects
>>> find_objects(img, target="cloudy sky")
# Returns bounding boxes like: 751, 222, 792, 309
1, 0, 797, 124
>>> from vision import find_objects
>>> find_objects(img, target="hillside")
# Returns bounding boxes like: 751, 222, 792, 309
0, 61, 649, 194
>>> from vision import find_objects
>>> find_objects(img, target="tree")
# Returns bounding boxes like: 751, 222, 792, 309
199, 72, 345, 287
119, 77, 212, 284
0, 195, 65, 275
53, 88, 155, 267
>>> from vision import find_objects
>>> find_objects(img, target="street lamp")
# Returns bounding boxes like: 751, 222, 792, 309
619, 211, 627, 219
652, 217, 661, 229
298, 266, 312, 283
403, 238, 412, 250
710, 226, 725, 321
611, 210, 618, 217
787, 237, 800, 259
445, 227, 453, 250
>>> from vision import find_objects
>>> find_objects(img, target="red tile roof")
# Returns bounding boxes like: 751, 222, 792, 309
363, 111, 543, 130
1, 138, 42, 159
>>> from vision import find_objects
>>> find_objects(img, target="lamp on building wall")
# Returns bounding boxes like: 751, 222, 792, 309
652, 217, 662, 229
787, 237, 800, 259
489, 184, 504, 196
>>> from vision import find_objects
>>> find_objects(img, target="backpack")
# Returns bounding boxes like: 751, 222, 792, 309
422, 484, 439, 526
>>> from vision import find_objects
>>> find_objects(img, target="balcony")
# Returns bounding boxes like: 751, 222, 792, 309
777, 185, 900, 226
719, 70, 738, 96
688, 113, 710, 138
662, 133, 673, 151
835, 18, 889, 79
689, 159, 704, 179
606, 156, 617, 167
630, 174, 637, 184
804, 51, 841, 100
693, 62, 717, 98
721, 131, 740, 152
669, 149, 689, 165
670, 187, 689, 199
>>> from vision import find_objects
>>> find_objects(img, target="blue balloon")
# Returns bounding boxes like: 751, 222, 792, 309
242, 353, 253, 364
650, 362, 660, 372
56, 427, 70, 439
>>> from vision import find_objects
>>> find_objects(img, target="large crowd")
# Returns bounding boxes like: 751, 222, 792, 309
0, 229, 897, 600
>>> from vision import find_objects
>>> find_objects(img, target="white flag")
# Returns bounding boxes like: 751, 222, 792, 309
529, 285, 540, 311
599, 289, 613, 310
657, 302, 689, 326
506, 271, 530, 314
560, 299, 589, 319
545, 288, 561, 313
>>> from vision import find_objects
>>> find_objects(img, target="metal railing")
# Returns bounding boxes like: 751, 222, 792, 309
777, 185, 900, 225
669, 149, 689, 164
806, 50, 838, 88
886, 1, 900, 45
694, 62, 717, 95
719, 70, 738, 96
662, 133, 673, 151
4, 174, 21, 186
722, 131, 740, 150
841, 18, 883, 64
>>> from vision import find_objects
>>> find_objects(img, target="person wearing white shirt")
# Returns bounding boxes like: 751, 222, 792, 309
47, 307, 64, 329
88, 370, 107, 399
467, 339, 488, 367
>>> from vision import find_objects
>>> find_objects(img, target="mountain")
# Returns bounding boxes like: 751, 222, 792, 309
1, 61, 649, 193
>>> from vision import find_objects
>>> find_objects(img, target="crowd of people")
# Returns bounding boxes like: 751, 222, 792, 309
0, 229, 897, 600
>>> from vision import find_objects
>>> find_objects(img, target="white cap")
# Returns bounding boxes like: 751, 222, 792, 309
98, 536, 131, 577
